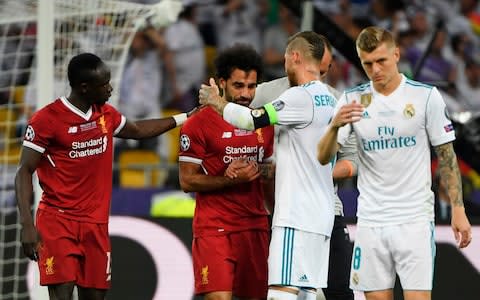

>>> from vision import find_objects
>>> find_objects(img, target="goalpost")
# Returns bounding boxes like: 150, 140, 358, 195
0, 0, 182, 299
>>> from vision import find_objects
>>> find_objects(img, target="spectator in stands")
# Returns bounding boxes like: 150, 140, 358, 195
262, 3, 298, 80
450, 33, 476, 92
368, 0, 408, 38
164, 3, 206, 112
117, 26, 174, 152
456, 58, 480, 111
0, 23, 35, 104
405, 5, 433, 52
405, 28, 456, 93
213, 0, 267, 53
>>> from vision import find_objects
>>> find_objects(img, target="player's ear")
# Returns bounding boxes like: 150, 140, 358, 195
218, 79, 226, 97
80, 82, 88, 94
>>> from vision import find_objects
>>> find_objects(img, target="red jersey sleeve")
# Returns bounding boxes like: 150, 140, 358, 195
179, 115, 207, 163
100, 103, 125, 136
23, 106, 56, 153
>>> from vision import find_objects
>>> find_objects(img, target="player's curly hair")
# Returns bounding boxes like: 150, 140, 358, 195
214, 43, 263, 81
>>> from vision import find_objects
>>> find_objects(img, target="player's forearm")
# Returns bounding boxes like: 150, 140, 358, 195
261, 177, 275, 214
120, 117, 181, 139
14, 168, 35, 226
224, 102, 279, 131
318, 124, 340, 165
434, 143, 464, 208
179, 173, 237, 193
222, 103, 256, 130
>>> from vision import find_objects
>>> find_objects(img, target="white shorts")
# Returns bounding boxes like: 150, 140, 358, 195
350, 221, 435, 291
268, 226, 330, 288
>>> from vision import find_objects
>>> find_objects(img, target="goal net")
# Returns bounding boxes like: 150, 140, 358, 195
0, 0, 181, 299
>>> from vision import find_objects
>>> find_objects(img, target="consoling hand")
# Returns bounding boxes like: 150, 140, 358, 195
331, 101, 364, 128
199, 78, 228, 114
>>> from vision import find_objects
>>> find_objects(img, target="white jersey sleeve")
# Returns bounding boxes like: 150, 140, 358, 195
272, 86, 315, 127
426, 87, 456, 146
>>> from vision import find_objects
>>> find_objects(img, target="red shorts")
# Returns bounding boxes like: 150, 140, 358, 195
192, 230, 269, 298
36, 209, 111, 289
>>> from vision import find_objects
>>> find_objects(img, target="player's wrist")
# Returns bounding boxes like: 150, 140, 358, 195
173, 113, 187, 126
20, 220, 35, 228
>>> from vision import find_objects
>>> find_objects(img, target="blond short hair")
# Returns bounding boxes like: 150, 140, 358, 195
356, 26, 396, 53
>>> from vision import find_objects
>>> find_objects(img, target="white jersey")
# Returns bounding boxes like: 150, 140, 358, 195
337, 74, 456, 226
266, 80, 336, 236
252, 77, 354, 216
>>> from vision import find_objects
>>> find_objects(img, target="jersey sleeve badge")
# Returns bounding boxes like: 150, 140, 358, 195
180, 134, 191, 151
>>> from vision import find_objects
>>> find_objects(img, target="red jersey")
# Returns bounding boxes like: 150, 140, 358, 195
23, 97, 125, 223
179, 107, 274, 237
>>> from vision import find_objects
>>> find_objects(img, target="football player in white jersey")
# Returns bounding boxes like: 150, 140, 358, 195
317, 26, 472, 300
200, 31, 337, 300
251, 74, 357, 300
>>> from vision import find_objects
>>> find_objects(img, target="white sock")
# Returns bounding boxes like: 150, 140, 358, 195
267, 288, 299, 300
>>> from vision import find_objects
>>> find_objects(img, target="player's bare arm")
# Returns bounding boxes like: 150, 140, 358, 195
15, 147, 43, 261
259, 161, 275, 214
434, 142, 472, 248
116, 106, 202, 139
317, 102, 363, 165
179, 161, 259, 193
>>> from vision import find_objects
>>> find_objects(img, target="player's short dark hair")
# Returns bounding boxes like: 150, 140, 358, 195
214, 43, 263, 81
286, 31, 329, 62
67, 53, 105, 87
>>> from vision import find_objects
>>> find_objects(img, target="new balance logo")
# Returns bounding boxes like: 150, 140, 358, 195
222, 132, 232, 138
298, 274, 309, 282
68, 126, 78, 133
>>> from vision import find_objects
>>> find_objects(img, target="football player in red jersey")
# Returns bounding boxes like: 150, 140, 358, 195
178, 44, 274, 300
15, 53, 195, 300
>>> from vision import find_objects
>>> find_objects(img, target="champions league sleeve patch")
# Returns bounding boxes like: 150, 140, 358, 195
24, 125, 35, 141
444, 123, 454, 133
271, 100, 285, 111
180, 134, 191, 151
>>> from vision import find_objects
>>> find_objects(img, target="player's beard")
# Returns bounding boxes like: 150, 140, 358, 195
225, 91, 251, 107
287, 69, 298, 86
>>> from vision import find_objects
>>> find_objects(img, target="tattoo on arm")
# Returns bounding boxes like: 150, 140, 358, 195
434, 143, 463, 207
259, 163, 274, 180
